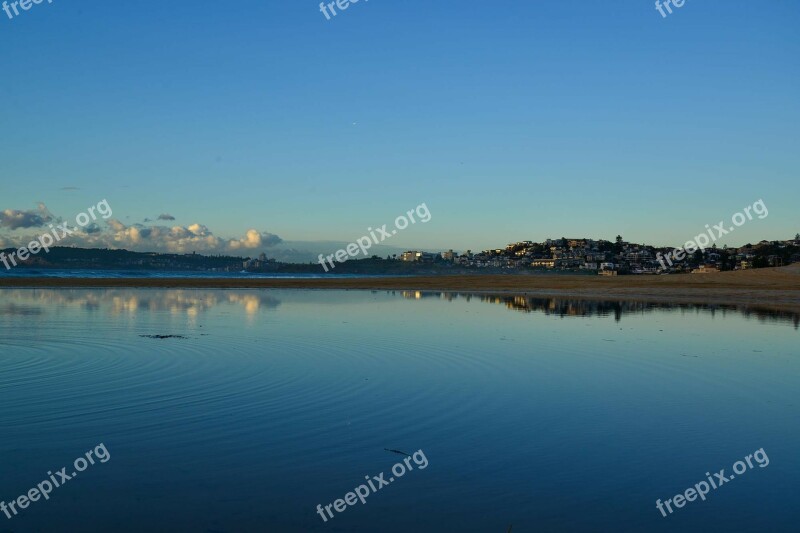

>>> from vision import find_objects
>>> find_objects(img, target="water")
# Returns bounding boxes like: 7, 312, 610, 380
0, 289, 797, 532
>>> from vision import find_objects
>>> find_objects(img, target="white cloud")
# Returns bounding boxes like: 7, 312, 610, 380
1, 206, 282, 256
228, 229, 282, 250
0, 203, 54, 230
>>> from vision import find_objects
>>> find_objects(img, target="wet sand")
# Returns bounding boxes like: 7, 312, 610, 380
2, 264, 800, 312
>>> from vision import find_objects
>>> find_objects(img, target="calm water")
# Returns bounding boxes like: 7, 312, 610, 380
1, 289, 798, 532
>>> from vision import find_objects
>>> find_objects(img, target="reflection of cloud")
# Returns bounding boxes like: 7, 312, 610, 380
0, 303, 43, 316
111, 295, 140, 314
0, 289, 281, 319
227, 293, 282, 316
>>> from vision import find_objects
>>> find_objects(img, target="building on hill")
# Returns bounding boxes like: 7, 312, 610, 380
693, 264, 721, 274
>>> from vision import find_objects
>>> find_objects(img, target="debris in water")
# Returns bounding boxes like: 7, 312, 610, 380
384, 448, 412, 457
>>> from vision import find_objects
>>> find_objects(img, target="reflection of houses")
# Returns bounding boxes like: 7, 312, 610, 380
399, 290, 441, 300
399, 291, 799, 328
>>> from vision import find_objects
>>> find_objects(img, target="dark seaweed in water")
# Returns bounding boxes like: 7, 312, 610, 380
139, 335, 188, 339
384, 448, 412, 457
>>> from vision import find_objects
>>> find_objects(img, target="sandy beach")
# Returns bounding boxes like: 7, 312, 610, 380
3, 264, 800, 312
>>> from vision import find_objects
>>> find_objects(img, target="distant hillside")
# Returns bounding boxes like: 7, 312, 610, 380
0, 246, 471, 275
0, 247, 246, 271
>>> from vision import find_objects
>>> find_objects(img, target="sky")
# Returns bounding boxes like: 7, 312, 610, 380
1, 0, 798, 260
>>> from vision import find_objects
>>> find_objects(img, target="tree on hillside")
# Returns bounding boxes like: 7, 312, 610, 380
753, 256, 769, 268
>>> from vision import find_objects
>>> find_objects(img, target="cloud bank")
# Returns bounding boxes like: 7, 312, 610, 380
0, 203, 282, 256
0, 203, 54, 230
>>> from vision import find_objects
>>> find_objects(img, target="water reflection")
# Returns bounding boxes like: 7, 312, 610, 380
395, 290, 800, 328
0, 303, 44, 316
0, 289, 281, 319
0, 288, 797, 329
0, 287, 797, 532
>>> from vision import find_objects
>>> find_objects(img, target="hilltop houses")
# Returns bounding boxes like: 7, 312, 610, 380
397, 235, 800, 274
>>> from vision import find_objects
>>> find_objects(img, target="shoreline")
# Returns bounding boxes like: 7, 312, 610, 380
2, 265, 800, 313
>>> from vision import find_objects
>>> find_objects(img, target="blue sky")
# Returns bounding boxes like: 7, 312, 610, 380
1, 0, 798, 257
